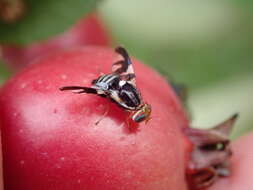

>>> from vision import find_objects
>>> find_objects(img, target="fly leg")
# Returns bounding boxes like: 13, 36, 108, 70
95, 105, 110, 125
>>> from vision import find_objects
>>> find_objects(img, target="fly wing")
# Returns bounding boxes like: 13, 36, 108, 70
59, 86, 98, 94
112, 46, 136, 87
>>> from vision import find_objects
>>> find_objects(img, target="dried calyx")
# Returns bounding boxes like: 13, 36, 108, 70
185, 114, 239, 189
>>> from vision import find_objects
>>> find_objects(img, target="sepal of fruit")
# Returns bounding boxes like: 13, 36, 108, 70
185, 114, 238, 189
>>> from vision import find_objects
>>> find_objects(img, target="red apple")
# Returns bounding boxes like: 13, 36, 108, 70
1, 14, 110, 70
0, 47, 190, 190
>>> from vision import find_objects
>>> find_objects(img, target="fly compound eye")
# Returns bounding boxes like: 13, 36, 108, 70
133, 112, 147, 123
131, 104, 152, 123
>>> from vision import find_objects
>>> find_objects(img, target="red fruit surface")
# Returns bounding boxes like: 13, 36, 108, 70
1, 14, 110, 70
0, 47, 190, 190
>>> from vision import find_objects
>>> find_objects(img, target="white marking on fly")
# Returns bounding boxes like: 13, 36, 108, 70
94, 82, 109, 91
119, 80, 126, 87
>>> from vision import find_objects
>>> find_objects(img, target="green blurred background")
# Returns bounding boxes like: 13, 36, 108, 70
0, 0, 252, 138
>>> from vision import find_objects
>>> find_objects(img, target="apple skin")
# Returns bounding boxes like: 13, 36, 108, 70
0, 47, 190, 190
1, 14, 110, 70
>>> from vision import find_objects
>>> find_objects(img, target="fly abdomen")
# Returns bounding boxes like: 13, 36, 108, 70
119, 83, 141, 109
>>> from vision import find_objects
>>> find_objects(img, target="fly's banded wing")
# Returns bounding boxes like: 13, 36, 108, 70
59, 86, 98, 94
112, 46, 136, 86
